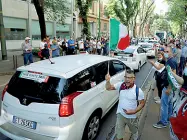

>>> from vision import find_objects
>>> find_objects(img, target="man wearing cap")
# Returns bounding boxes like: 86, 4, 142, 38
21, 37, 33, 66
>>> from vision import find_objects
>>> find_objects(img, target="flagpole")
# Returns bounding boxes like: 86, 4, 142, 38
108, 18, 111, 74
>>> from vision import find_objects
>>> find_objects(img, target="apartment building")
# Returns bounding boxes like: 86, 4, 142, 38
0, 0, 72, 50
76, 1, 109, 39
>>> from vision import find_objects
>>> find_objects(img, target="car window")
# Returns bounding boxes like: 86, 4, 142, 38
93, 62, 108, 84
112, 60, 125, 74
67, 67, 95, 93
137, 47, 145, 53
124, 48, 135, 54
141, 45, 152, 48
7, 71, 64, 104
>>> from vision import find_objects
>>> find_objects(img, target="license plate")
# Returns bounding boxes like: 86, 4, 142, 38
13, 116, 37, 130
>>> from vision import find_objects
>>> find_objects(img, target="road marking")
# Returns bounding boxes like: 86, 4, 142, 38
140, 67, 153, 89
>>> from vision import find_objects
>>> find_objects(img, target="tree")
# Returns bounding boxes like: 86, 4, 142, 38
138, 0, 155, 37
33, 0, 70, 40
166, 0, 187, 37
150, 17, 171, 34
113, 0, 140, 30
77, 0, 92, 39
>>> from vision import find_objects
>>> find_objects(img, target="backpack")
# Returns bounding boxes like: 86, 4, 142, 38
119, 83, 139, 106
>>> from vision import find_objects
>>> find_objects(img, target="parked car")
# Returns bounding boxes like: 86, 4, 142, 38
0, 55, 128, 140
114, 45, 147, 71
140, 43, 156, 58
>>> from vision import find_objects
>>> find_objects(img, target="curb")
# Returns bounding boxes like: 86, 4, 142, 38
0, 72, 15, 76
106, 80, 153, 140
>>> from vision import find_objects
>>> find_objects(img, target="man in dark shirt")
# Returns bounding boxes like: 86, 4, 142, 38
153, 46, 177, 129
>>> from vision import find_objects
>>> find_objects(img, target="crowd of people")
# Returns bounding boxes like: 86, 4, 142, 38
149, 39, 187, 140
21, 36, 110, 65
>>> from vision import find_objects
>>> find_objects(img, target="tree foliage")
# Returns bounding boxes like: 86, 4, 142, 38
151, 17, 170, 33
114, 0, 140, 28
33, 0, 70, 40
137, 0, 155, 37
44, 0, 70, 24
77, 0, 92, 38
166, 0, 187, 36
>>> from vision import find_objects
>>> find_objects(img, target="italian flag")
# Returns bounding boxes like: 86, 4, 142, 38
110, 18, 130, 51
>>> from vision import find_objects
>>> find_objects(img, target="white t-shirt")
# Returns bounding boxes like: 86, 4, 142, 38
40, 42, 46, 50
78, 40, 84, 49
97, 42, 101, 49
93, 41, 96, 48
114, 82, 144, 118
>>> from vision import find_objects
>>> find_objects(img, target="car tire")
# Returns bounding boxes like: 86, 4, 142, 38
136, 62, 141, 72
82, 112, 101, 140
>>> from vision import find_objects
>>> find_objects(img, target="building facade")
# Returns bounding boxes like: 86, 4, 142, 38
75, 1, 109, 39
0, 0, 72, 50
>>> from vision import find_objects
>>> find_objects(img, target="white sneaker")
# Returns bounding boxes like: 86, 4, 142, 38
132, 132, 138, 140
155, 100, 161, 104
154, 96, 160, 101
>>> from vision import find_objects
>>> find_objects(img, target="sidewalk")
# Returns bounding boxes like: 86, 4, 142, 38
140, 91, 170, 140
0, 50, 40, 75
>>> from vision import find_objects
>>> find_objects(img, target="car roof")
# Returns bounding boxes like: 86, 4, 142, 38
128, 45, 139, 49
17, 55, 118, 78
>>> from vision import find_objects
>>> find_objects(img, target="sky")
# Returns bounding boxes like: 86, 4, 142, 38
154, 0, 169, 14
103, 0, 169, 15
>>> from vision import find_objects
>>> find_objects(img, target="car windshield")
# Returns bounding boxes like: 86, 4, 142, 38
141, 45, 152, 48
148, 41, 157, 44
123, 48, 135, 53
6, 71, 73, 104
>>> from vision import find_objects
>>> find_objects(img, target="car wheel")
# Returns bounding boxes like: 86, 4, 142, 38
82, 113, 101, 140
137, 62, 141, 72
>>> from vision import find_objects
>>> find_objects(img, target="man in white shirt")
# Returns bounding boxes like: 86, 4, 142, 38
21, 37, 33, 65
78, 39, 84, 51
105, 69, 145, 140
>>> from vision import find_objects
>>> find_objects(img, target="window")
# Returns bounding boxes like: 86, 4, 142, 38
67, 67, 95, 93
104, 23, 107, 31
137, 47, 145, 53
124, 48, 135, 54
7, 71, 63, 104
94, 62, 108, 84
112, 60, 125, 74
5, 28, 26, 40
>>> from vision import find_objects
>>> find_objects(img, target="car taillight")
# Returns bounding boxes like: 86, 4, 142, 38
59, 91, 82, 117
2, 85, 8, 101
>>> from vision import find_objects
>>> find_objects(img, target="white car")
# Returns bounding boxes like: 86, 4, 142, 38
140, 43, 156, 57
0, 55, 127, 140
114, 46, 147, 71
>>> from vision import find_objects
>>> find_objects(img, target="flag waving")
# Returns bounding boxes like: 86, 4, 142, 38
110, 18, 130, 51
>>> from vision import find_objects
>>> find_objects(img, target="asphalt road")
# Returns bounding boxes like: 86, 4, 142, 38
0, 59, 155, 140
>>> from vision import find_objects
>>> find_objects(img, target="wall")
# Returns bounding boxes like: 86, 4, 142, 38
0, 40, 41, 50
1, 0, 72, 50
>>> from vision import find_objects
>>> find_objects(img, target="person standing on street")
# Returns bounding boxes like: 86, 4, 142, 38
21, 37, 33, 66
105, 69, 145, 140
67, 37, 75, 55
92, 39, 97, 54
153, 46, 178, 129
50, 40, 60, 58
97, 39, 102, 55
61, 38, 68, 55
168, 62, 187, 140
78, 39, 84, 52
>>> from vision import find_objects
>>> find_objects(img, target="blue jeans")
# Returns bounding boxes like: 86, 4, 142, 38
24, 53, 33, 65
160, 87, 173, 125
